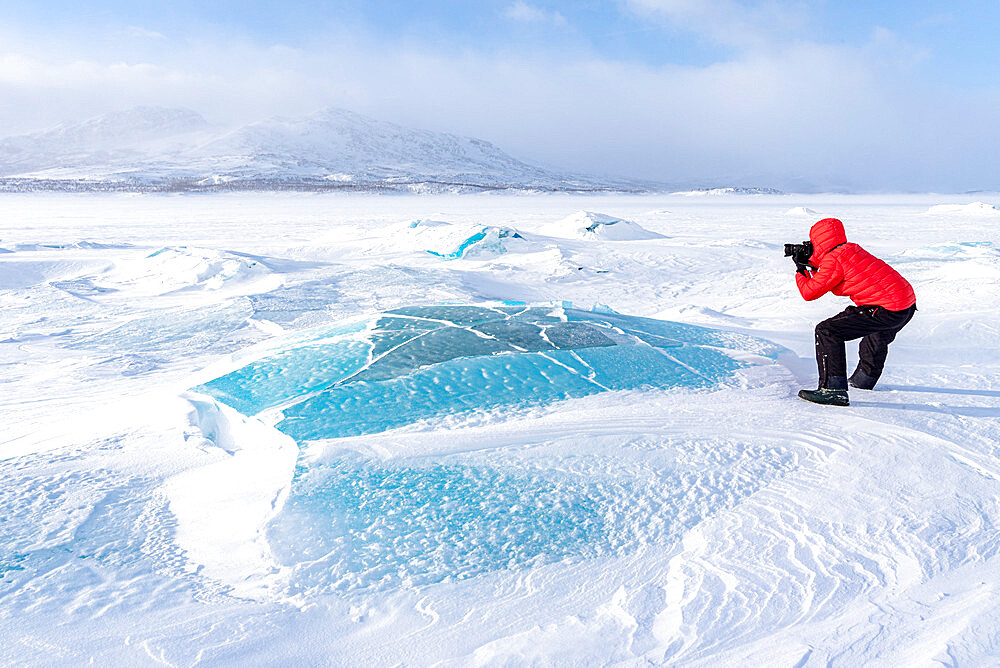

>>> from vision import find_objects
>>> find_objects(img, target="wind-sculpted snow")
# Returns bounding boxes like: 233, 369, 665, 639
246, 279, 344, 327
541, 210, 664, 241
195, 305, 780, 440
93, 246, 278, 295
894, 241, 1000, 310
784, 206, 819, 216
69, 301, 258, 358
10, 194, 1000, 666
268, 444, 798, 593
4, 240, 135, 252
898, 240, 999, 263
1, 244, 282, 295
924, 201, 1000, 216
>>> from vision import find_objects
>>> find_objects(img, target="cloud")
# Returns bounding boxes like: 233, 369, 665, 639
624, 0, 813, 53
503, 2, 568, 27
121, 26, 168, 40
0, 53, 184, 88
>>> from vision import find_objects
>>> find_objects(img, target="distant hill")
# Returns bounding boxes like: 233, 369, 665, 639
0, 107, 659, 194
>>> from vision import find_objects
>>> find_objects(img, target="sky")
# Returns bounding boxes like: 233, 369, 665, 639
1, 0, 999, 191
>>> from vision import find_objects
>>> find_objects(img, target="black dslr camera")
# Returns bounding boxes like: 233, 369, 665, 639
784, 241, 814, 275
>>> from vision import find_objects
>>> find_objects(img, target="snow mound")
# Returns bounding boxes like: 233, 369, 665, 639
166, 393, 298, 598
899, 241, 998, 261
896, 242, 1000, 286
405, 218, 451, 229
785, 206, 818, 216
0, 258, 109, 290
543, 211, 664, 241
6, 240, 135, 252
925, 202, 1000, 216
193, 304, 780, 441
94, 246, 278, 295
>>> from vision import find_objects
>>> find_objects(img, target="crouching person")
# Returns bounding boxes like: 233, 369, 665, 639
791, 218, 916, 406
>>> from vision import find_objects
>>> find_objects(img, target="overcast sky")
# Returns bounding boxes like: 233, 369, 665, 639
1, 1, 998, 191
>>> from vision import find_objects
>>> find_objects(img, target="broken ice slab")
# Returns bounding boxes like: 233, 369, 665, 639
425, 226, 527, 259
193, 304, 781, 440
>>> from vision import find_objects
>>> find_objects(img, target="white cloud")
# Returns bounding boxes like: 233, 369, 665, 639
625, 0, 810, 51
121, 26, 168, 40
503, 2, 568, 27
0, 53, 184, 88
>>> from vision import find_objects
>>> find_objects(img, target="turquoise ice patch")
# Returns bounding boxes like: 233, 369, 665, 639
193, 304, 779, 440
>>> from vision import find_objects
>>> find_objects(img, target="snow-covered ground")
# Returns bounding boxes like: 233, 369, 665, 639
1, 192, 999, 665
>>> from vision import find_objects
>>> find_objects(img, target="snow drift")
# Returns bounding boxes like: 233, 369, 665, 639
541, 211, 664, 241
785, 206, 818, 216
165, 394, 298, 599
94, 246, 279, 295
925, 202, 1000, 216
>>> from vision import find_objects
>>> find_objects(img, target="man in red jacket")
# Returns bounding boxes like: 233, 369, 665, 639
793, 218, 916, 406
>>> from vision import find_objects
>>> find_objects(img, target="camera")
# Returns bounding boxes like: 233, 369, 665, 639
783, 241, 813, 260
785, 240, 814, 275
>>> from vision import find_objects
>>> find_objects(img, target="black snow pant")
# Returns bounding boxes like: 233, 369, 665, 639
814, 304, 916, 390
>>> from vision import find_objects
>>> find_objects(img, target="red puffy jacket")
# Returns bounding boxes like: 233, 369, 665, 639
795, 218, 916, 311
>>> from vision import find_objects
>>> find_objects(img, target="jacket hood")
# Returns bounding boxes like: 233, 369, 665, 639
809, 218, 847, 262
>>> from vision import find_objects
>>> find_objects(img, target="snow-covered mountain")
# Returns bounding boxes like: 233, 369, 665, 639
0, 107, 214, 179
0, 107, 652, 193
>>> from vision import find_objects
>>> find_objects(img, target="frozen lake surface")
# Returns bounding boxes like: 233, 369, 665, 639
1, 192, 999, 665
195, 304, 776, 439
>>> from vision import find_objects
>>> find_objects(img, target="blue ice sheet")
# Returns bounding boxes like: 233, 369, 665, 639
194, 304, 779, 440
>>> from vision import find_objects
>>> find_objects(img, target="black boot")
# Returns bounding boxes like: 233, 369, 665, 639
798, 388, 850, 406
849, 369, 878, 390
800, 375, 849, 406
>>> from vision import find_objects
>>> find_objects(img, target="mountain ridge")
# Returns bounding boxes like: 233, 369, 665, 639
0, 106, 657, 194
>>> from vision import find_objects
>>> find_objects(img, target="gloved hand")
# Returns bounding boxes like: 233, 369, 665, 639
791, 246, 813, 276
